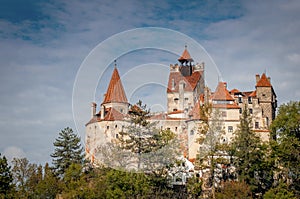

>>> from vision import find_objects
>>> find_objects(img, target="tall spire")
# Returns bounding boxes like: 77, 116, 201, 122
102, 65, 128, 104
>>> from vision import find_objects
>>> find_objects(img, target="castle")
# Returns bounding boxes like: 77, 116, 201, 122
85, 47, 277, 164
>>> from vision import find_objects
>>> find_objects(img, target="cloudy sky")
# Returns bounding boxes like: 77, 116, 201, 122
1, 0, 299, 164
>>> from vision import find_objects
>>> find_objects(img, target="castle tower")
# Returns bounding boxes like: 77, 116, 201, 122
85, 63, 129, 164
255, 73, 277, 126
167, 47, 205, 117
101, 64, 129, 117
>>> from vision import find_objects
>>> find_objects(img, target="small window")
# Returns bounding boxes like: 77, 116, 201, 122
175, 127, 178, 131
228, 126, 233, 132
248, 97, 252, 104
255, 122, 259, 129
222, 111, 227, 117
249, 108, 253, 114
184, 97, 189, 101
173, 108, 178, 112
174, 98, 179, 101
106, 126, 109, 130
239, 108, 242, 114
120, 108, 123, 113
115, 125, 118, 128
190, 130, 194, 135
238, 97, 242, 103
116, 133, 119, 138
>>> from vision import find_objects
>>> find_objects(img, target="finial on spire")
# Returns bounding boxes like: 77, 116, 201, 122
114, 60, 117, 68
185, 44, 187, 49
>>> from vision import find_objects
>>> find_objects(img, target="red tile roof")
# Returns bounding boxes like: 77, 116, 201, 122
256, 73, 272, 87
167, 71, 202, 92
212, 82, 235, 101
230, 88, 240, 93
249, 90, 256, 97
102, 67, 128, 104
103, 107, 125, 121
85, 107, 126, 125
168, 110, 184, 114
212, 104, 240, 109
178, 48, 193, 62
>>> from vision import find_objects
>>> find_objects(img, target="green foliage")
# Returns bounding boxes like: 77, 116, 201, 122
60, 163, 94, 198
197, 104, 226, 165
263, 183, 297, 199
270, 101, 300, 196
11, 157, 40, 198
0, 153, 13, 197
117, 101, 178, 172
34, 163, 59, 198
51, 127, 84, 177
186, 176, 202, 198
215, 181, 252, 199
105, 169, 151, 198
129, 100, 151, 127
196, 104, 227, 198
230, 105, 273, 196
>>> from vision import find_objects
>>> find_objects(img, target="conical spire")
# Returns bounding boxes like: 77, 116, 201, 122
178, 45, 193, 62
102, 66, 128, 104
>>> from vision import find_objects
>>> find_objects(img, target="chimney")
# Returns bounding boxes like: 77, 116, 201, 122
268, 77, 271, 83
91, 102, 97, 118
100, 105, 105, 119
256, 74, 260, 83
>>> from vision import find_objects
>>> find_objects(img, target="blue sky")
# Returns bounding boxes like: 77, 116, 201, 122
1, 0, 300, 164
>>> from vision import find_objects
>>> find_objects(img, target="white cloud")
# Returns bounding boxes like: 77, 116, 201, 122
3, 146, 26, 163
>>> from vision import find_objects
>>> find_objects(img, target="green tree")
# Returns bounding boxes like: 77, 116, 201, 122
263, 182, 297, 199
11, 157, 39, 198
0, 153, 13, 197
270, 101, 300, 196
196, 103, 226, 198
105, 169, 152, 198
51, 127, 84, 177
231, 105, 273, 196
34, 163, 59, 198
60, 163, 94, 198
215, 181, 252, 199
118, 101, 177, 172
